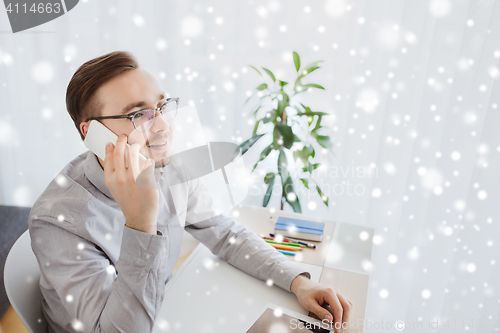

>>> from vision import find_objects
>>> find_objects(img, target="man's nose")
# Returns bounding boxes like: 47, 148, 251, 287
150, 109, 170, 133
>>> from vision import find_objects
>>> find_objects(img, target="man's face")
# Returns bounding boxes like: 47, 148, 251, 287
84, 68, 174, 168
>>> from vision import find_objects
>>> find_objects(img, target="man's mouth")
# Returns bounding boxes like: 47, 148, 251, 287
148, 139, 167, 147
147, 139, 168, 151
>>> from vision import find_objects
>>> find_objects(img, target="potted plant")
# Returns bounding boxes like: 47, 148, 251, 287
239, 51, 333, 213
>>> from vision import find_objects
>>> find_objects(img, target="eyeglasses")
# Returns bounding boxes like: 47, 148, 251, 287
87, 97, 180, 132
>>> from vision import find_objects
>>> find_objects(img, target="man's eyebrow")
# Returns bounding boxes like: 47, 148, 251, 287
121, 93, 166, 114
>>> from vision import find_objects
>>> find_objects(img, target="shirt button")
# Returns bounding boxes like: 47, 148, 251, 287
162, 247, 167, 254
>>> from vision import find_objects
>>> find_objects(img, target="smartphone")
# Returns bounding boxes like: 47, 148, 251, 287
84, 120, 147, 167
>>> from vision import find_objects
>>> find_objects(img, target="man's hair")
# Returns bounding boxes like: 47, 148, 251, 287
66, 50, 139, 141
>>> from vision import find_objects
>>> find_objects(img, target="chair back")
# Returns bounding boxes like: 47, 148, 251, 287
4, 230, 47, 333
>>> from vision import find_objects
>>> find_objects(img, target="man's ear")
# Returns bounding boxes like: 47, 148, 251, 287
80, 121, 90, 138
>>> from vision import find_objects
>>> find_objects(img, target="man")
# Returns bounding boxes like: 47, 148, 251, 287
29, 50, 352, 333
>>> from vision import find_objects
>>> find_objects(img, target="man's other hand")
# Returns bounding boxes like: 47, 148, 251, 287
291, 274, 353, 333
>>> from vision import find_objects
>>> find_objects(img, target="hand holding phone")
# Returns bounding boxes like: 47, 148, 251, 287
104, 136, 159, 234
84, 120, 148, 169
84, 120, 159, 234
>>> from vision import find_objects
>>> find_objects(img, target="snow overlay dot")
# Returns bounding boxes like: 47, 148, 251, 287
443, 226, 453, 236
477, 190, 487, 200
373, 235, 383, 245
32, 62, 55, 83
106, 265, 116, 275
325, 0, 347, 17
132, 14, 145, 27
71, 319, 84, 332
356, 88, 380, 113
156, 39, 167, 50
466, 263, 476, 273
429, 0, 451, 17
273, 308, 283, 317
421, 289, 431, 299
181, 16, 203, 37
372, 188, 382, 198
408, 247, 420, 260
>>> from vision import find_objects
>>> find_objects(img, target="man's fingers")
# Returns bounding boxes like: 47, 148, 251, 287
104, 142, 115, 172
129, 143, 142, 180
325, 290, 344, 333
136, 158, 157, 189
336, 292, 353, 328
114, 135, 127, 173
308, 301, 334, 326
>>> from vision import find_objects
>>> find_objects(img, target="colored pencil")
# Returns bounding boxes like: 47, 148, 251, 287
263, 238, 302, 247
269, 233, 317, 248
269, 244, 302, 251
277, 250, 296, 256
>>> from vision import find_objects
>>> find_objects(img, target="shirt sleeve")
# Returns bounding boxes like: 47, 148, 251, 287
183, 178, 311, 292
30, 218, 170, 333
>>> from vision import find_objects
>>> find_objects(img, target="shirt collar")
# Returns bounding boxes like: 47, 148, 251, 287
83, 151, 165, 200
83, 151, 113, 199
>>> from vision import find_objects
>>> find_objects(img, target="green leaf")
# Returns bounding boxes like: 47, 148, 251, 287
312, 163, 321, 170
283, 176, 301, 213
312, 116, 323, 132
303, 60, 323, 72
252, 119, 261, 136
251, 161, 259, 173
263, 177, 275, 207
277, 99, 286, 119
263, 110, 276, 124
256, 83, 268, 91
262, 67, 276, 82
308, 115, 314, 126
277, 149, 289, 181
239, 134, 265, 155
252, 144, 273, 172
300, 178, 309, 189
244, 95, 253, 105
302, 83, 325, 90
315, 135, 333, 149
296, 111, 330, 117
279, 80, 289, 88
249, 65, 262, 76
275, 123, 294, 149
264, 172, 276, 184
293, 134, 301, 142
261, 144, 273, 157
316, 185, 329, 206
252, 106, 262, 116
293, 145, 315, 166
293, 51, 301, 72
299, 66, 320, 79
300, 103, 312, 112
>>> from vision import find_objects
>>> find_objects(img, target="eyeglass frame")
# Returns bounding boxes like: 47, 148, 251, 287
86, 97, 180, 131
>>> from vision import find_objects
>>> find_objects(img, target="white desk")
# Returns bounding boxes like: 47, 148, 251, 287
153, 205, 373, 333
153, 243, 323, 332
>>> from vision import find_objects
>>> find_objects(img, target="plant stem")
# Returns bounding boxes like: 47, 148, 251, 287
281, 194, 285, 210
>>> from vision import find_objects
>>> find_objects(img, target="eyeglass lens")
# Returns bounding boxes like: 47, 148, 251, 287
133, 100, 178, 131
